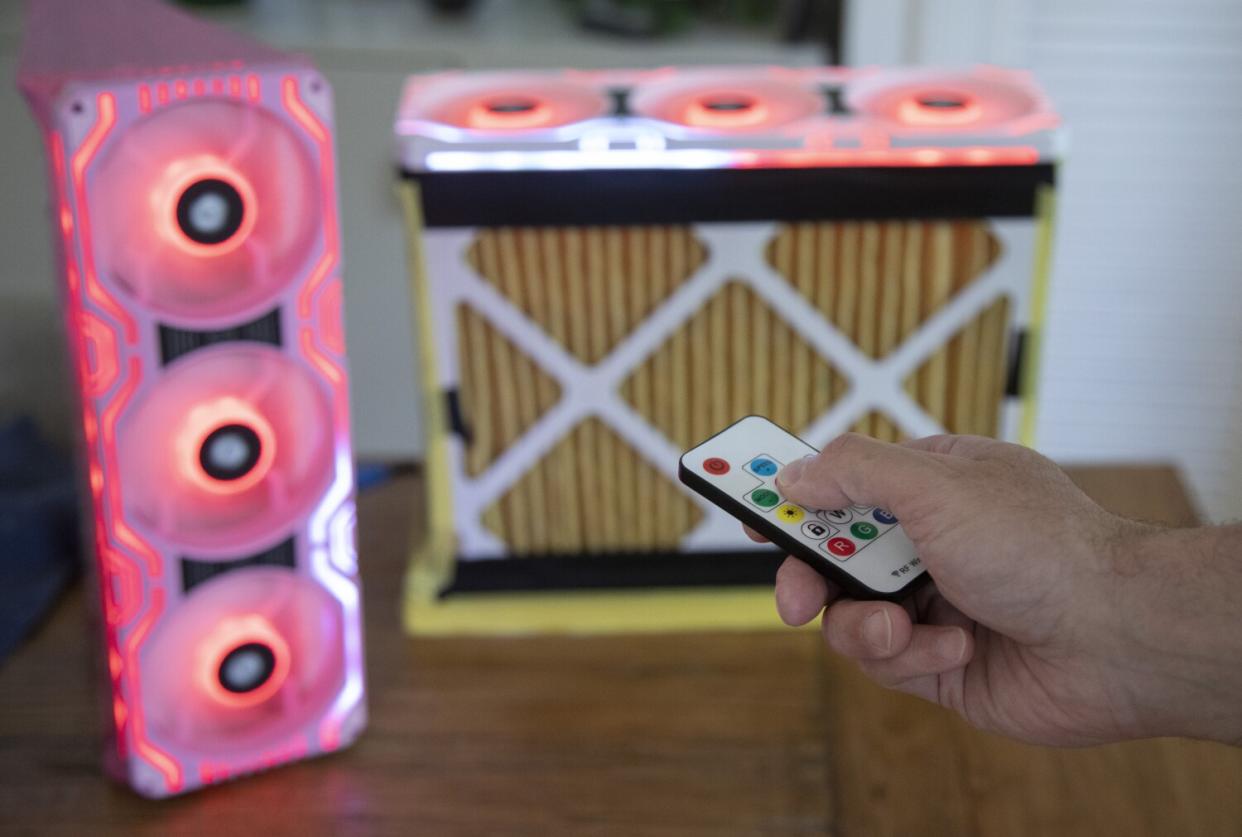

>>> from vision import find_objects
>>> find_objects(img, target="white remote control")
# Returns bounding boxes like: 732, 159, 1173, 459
678, 415, 928, 601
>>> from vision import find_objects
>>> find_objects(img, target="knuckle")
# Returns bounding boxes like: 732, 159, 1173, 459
817, 434, 871, 481
824, 432, 866, 459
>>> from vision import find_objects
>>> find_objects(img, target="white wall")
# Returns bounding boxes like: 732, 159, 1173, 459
1026, 1, 1242, 524
0, 0, 818, 459
848, 0, 1242, 522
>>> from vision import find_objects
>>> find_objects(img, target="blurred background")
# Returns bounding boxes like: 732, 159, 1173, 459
2, 0, 1240, 525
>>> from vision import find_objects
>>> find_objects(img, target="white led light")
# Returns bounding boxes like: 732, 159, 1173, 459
424, 148, 738, 172
635, 131, 666, 152
577, 131, 610, 153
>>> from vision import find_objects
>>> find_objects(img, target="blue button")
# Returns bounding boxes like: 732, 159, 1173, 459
747, 457, 779, 477
873, 508, 897, 525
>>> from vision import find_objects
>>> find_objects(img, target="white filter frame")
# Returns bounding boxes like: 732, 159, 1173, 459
422, 217, 1038, 560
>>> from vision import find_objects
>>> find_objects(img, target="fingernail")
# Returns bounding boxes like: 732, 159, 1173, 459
864, 610, 892, 653
777, 456, 811, 489
939, 630, 968, 663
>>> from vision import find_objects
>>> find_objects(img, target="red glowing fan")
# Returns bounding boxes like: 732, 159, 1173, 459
630, 71, 822, 131
410, 73, 607, 131
142, 568, 345, 754
118, 344, 334, 554
90, 100, 321, 323
847, 70, 1041, 131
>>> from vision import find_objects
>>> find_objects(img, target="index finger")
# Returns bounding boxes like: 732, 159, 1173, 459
775, 433, 949, 515
742, 524, 768, 543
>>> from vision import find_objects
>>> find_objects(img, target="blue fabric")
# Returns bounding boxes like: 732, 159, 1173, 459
0, 417, 79, 662
356, 461, 394, 491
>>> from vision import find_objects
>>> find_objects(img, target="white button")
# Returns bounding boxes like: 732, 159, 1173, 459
818, 508, 852, 524
801, 520, 835, 541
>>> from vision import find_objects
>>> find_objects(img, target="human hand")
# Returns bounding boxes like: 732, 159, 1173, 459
748, 433, 1242, 746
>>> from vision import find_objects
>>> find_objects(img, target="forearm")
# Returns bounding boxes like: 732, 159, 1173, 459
1108, 522, 1242, 744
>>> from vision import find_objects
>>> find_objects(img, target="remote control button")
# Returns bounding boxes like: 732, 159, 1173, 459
824, 537, 855, 559
818, 508, 853, 525
747, 456, 779, 477
850, 504, 872, 513
801, 520, 834, 541
776, 504, 804, 524
851, 521, 879, 540
748, 488, 781, 509
873, 508, 898, 525
703, 457, 730, 475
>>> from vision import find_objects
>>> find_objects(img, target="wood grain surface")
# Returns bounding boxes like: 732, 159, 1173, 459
2, 466, 1240, 836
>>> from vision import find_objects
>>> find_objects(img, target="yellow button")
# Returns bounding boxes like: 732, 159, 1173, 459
775, 503, 804, 524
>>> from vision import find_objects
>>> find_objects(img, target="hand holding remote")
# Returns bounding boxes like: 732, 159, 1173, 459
755, 433, 1242, 747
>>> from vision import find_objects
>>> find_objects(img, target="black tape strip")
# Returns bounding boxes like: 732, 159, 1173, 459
1005, 328, 1028, 398
445, 388, 472, 444
441, 550, 785, 596
406, 164, 1055, 227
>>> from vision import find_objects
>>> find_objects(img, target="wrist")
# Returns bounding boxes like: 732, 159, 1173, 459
1107, 523, 1242, 744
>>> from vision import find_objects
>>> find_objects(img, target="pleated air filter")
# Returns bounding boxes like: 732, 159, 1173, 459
394, 66, 1062, 634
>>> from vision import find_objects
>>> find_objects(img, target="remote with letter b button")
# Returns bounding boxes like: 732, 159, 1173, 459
678, 416, 929, 601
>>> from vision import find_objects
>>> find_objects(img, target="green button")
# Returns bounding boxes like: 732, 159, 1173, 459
850, 521, 878, 540
750, 488, 780, 508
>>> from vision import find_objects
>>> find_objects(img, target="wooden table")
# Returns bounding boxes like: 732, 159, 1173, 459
2, 466, 1241, 836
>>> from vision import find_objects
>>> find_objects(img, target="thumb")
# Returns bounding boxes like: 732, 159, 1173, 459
776, 433, 949, 515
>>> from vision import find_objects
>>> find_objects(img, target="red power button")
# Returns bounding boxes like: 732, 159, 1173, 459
703, 457, 730, 475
